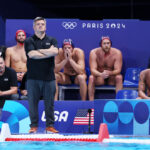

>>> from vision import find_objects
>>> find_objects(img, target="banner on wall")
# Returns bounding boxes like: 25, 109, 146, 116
0, 99, 150, 135
5, 19, 150, 72
94, 99, 150, 135
0, 100, 94, 134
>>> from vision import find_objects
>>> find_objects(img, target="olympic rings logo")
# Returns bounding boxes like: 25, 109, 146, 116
62, 22, 77, 29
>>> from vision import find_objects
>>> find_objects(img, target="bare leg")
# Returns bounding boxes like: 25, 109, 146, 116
88, 75, 105, 100
54, 81, 59, 101
115, 74, 123, 93
54, 72, 71, 100
75, 74, 87, 101
88, 75, 95, 101
54, 73, 59, 101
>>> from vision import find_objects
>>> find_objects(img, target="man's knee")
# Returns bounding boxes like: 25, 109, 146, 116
115, 75, 123, 83
77, 74, 86, 83
88, 75, 95, 83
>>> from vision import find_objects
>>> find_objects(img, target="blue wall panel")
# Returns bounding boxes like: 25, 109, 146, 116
0, 100, 150, 135
0, 17, 5, 45
5, 19, 150, 75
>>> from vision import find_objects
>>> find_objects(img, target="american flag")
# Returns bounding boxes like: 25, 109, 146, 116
73, 108, 94, 125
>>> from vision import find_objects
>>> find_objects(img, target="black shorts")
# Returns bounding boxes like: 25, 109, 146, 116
70, 75, 77, 84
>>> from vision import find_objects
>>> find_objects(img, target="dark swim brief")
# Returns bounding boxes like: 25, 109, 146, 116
104, 78, 109, 85
70, 75, 76, 84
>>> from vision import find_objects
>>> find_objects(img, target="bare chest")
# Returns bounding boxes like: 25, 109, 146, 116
96, 55, 115, 69
64, 56, 78, 74
65, 58, 77, 70
11, 50, 27, 63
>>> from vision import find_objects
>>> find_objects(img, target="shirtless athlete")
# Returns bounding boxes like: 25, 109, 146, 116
88, 36, 123, 101
55, 39, 87, 101
5, 30, 27, 81
138, 69, 150, 99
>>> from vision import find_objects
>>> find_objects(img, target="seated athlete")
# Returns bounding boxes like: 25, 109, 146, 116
88, 36, 123, 101
137, 69, 150, 99
5, 30, 27, 82
54, 39, 87, 101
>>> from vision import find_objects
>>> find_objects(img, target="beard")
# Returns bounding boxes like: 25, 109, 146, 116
16, 39, 25, 44
103, 48, 110, 53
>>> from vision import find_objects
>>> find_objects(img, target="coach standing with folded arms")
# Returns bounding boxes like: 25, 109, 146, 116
25, 17, 59, 133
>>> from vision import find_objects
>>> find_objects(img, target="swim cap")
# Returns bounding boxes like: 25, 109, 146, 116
16, 30, 26, 39
100, 36, 112, 46
62, 39, 74, 48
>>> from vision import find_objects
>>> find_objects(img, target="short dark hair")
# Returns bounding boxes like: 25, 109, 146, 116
33, 17, 46, 25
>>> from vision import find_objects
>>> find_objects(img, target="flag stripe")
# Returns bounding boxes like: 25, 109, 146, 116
73, 120, 94, 121
73, 108, 94, 125
75, 118, 94, 120
73, 122, 94, 125
74, 117, 94, 119
74, 120, 94, 123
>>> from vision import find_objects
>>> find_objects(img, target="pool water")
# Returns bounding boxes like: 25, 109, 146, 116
0, 141, 150, 150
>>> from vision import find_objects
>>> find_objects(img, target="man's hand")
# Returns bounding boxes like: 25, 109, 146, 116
67, 50, 72, 60
64, 50, 72, 60
17, 72, 24, 81
101, 70, 110, 79
21, 90, 28, 96
64, 50, 69, 60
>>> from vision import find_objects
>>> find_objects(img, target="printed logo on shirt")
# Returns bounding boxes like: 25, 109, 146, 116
4, 78, 9, 81
46, 43, 51, 45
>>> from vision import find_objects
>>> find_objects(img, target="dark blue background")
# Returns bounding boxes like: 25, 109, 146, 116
4, 19, 150, 76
